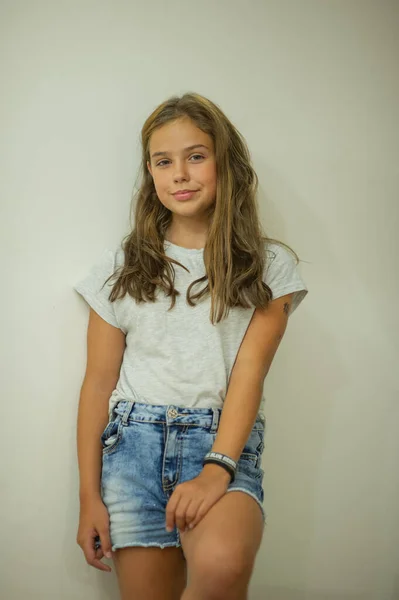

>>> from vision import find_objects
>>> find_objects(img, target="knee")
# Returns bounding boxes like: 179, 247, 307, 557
189, 542, 253, 597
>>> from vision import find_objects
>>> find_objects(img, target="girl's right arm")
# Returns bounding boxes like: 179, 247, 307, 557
76, 308, 126, 571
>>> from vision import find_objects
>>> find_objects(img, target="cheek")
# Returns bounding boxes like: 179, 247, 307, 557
199, 163, 217, 189
152, 173, 168, 195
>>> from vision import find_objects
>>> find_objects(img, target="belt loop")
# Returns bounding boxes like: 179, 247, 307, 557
121, 400, 135, 425
210, 408, 219, 433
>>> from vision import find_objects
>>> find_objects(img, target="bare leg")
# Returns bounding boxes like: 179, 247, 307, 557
113, 545, 187, 600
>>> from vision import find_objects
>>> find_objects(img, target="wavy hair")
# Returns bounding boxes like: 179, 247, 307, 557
106, 92, 299, 324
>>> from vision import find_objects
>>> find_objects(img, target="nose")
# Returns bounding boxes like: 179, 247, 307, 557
172, 159, 190, 182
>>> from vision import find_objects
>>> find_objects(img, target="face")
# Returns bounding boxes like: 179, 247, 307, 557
147, 118, 217, 224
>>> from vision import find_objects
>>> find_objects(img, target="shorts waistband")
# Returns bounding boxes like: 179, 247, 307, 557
113, 400, 265, 432
114, 400, 221, 432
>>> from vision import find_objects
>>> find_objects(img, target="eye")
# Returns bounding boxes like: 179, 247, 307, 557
156, 154, 205, 168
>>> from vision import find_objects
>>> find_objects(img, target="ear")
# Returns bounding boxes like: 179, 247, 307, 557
147, 161, 153, 178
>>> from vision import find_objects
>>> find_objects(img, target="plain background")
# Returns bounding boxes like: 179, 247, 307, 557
1, 1, 398, 599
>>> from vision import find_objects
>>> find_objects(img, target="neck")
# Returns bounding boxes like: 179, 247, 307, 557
165, 224, 209, 250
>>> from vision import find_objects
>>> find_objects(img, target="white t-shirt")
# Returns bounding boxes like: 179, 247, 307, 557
74, 240, 308, 419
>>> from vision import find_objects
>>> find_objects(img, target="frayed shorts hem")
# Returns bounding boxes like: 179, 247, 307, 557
112, 540, 182, 552
226, 488, 267, 525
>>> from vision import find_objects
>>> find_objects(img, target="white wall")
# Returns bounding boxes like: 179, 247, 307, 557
1, 1, 398, 599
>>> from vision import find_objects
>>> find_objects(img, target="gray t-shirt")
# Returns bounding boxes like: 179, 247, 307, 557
74, 240, 308, 419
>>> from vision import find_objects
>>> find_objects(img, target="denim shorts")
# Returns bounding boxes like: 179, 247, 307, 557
100, 399, 266, 551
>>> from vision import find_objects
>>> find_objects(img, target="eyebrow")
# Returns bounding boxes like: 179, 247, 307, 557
151, 144, 209, 159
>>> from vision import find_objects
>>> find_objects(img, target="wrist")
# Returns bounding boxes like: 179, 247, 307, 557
79, 488, 102, 503
202, 463, 232, 483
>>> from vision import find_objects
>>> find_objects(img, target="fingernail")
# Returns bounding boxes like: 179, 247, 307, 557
166, 526, 172, 532
105, 551, 112, 558
189, 523, 194, 529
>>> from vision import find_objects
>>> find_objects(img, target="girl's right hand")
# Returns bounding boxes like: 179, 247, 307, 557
77, 496, 113, 572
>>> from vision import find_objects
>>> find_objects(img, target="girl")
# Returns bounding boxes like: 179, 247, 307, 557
74, 92, 308, 600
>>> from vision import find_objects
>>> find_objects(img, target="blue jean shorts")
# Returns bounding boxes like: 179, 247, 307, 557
100, 400, 266, 551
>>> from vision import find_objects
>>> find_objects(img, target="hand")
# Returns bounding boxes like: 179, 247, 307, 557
77, 496, 113, 572
165, 464, 231, 533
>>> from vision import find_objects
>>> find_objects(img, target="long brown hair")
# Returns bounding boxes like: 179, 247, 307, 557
106, 92, 299, 324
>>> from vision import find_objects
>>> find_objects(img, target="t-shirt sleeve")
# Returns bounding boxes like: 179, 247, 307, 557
263, 243, 309, 316
74, 248, 123, 330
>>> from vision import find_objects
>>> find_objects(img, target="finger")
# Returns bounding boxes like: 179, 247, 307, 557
95, 546, 104, 560
183, 498, 200, 531
81, 534, 112, 573
98, 528, 113, 559
187, 499, 208, 530
175, 495, 193, 532
82, 533, 112, 572
165, 490, 180, 532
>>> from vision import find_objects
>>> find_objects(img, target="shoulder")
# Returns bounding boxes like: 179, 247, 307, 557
113, 245, 125, 269
261, 239, 309, 314
97, 244, 125, 274
74, 244, 125, 292
262, 240, 298, 279
264, 240, 296, 264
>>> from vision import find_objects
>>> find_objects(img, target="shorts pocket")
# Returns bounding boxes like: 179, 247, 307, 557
210, 417, 265, 467
240, 452, 259, 464
100, 415, 123, 455
241, 427, 265, 468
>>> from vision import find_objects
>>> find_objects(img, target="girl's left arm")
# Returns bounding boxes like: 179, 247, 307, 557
203, 292, 295, 477
165, 292, 296, 532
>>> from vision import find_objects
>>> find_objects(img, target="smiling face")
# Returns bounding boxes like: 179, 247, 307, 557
147, 117, 217, 231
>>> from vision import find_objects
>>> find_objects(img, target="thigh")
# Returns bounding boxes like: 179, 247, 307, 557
180, 491, 264, 585
113, 546, 187, 600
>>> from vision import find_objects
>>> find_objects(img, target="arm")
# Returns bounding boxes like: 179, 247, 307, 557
203, 293, 294, 479
77, 308, 126, 501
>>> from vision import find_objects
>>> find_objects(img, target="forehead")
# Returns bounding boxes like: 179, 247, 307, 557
149, 118, 213, 153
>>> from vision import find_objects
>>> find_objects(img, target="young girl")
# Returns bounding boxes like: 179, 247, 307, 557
74, 92, 308, 600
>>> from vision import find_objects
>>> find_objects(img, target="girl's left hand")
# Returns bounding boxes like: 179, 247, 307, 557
165, 466, 231, 533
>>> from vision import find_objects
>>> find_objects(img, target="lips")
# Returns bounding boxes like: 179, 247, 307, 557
173, 190, 198, 200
